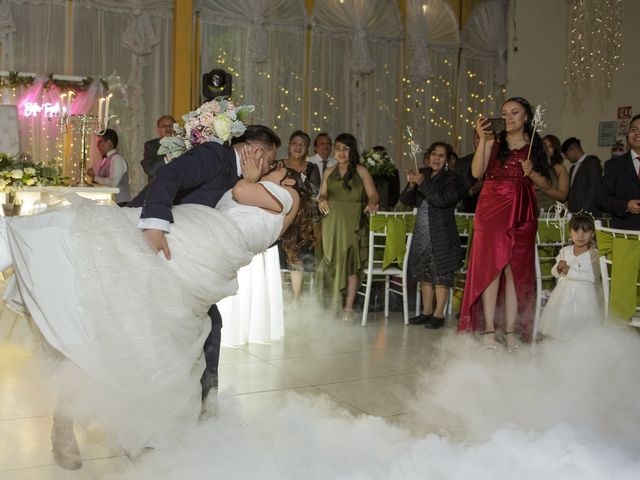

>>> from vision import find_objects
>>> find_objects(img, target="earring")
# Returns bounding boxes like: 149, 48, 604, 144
444, 163, 449, 171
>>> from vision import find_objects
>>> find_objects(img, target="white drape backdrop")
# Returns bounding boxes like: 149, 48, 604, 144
1, 0, 172, 195
456, 0, 508, 154
311, 0, 402, 154
403, 0, 459, 168
2, 0, 511, 181
199, 0, 306, 156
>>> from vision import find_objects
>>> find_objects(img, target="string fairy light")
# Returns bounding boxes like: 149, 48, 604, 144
564, 0, 622, 107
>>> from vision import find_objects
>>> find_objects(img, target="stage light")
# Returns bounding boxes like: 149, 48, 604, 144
202, 68, 232, 100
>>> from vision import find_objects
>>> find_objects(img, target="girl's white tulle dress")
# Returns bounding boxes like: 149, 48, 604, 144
0, 182, 292, 453
538, 245, 604, 340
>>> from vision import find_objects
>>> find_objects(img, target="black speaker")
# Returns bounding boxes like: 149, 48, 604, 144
202, 69, 232, 100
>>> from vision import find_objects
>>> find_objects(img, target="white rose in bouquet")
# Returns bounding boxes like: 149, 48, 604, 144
10, 169, 23, 179
24, 167, 36, 175
212, 115, 232, 143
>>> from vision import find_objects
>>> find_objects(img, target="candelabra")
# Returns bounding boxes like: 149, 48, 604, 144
58, 112, 114, 187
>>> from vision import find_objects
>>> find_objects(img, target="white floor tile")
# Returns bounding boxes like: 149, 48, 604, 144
316, 374, 421, 417
217, 361, 309, 395
0, 456, 133, 479
0, 416, 124, 472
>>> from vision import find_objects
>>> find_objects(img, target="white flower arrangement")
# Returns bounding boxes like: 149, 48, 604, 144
359, 148, 396, 177
158, 97, 255, 161
0, 153, 66, 192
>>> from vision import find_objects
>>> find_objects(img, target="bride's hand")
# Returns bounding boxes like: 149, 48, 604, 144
364, 203, 378, 215
318, 198, 330, 215
143, 229, 171, 260
240, 146, 263, 182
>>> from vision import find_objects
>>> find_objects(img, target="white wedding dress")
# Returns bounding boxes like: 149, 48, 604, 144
0, 181, 292, 453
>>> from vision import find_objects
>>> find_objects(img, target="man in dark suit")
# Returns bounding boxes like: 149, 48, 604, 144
141, 115, 175, 184
562, 137, 602, 216
139, 125, 281, 409
597, 114, 640, 230
454, 131, 483, 213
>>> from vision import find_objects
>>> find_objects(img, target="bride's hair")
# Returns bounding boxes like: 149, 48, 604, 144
280, 168, 314, 264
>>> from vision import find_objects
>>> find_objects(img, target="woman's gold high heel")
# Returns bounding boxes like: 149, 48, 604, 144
341, 309, 355, 324
483, 330, 498, 349
505, 332, 519, 352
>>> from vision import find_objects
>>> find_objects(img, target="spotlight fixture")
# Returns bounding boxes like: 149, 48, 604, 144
202, 68, 232, 100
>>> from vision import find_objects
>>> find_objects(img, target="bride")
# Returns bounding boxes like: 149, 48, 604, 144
0, 157, 310, 469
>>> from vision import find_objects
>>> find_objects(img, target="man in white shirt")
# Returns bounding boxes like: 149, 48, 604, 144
87, 129, 131, 206
561, 137, 602, 216
307, 132, 336, 178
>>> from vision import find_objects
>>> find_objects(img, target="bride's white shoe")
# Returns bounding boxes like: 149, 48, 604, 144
51, 413, 82, 470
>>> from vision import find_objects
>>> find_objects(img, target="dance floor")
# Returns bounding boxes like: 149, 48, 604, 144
1, 296, 639, 479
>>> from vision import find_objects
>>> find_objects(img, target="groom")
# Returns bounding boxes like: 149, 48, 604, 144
136, 124, 281, 406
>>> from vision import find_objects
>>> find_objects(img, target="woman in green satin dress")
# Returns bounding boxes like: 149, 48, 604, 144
536, 134, 570, 212
317, 133, 379, 320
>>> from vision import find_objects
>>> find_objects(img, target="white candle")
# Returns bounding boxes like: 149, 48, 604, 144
98, 97, 105, 128
104, 93, 113, 129
67, 91, 74, 113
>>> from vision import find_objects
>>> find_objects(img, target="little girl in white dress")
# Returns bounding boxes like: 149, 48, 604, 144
539, 213, 603, 339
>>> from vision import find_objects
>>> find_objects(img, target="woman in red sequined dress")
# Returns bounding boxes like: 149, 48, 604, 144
458, 97, 550, 349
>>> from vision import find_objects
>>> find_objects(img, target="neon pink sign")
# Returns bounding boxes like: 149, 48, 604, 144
23, 102, 61, 118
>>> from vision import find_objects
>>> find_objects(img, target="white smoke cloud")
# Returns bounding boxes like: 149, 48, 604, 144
110, 324, 640, 479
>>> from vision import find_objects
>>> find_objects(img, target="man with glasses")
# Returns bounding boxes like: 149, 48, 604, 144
141, 114, 176, 184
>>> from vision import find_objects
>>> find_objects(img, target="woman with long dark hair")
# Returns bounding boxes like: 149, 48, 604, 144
536, 134, 570, 211
458, 97, 550, 349
317, 133, 379, 320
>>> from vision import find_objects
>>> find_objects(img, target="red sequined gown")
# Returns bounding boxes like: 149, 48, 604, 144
458, 142, 538, 341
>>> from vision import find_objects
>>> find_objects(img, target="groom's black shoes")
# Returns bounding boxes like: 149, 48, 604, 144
202, 304, 222, 405
201, 368, 218, 403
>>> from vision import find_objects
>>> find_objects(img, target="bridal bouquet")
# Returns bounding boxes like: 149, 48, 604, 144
159, 97, 255, 160
359, 148, 396, 177
0, 153, 66, 192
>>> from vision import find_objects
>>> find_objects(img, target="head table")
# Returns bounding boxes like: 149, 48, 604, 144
1, 186, 119, 216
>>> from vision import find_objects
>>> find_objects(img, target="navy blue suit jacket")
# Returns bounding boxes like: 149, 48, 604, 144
139, 142, 239, 223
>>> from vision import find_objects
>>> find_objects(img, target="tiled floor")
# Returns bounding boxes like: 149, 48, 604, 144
0, 300, 446, 478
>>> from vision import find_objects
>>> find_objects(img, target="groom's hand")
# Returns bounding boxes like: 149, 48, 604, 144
240, 145, 264, 182
143, 229, 172, 260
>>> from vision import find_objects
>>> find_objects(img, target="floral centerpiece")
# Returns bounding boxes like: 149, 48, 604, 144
0, 153, 66, 193
359, 147, 396, 177
158, 97, 255, 160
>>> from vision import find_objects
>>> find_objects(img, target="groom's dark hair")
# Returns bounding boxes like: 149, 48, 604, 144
232, 125, 281, 148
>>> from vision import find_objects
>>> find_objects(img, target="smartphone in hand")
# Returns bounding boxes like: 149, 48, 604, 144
486, 117, 506, 131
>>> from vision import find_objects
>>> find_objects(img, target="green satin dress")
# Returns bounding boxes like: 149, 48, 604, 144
535, 165, 560, 212
317, 168, 368, 312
